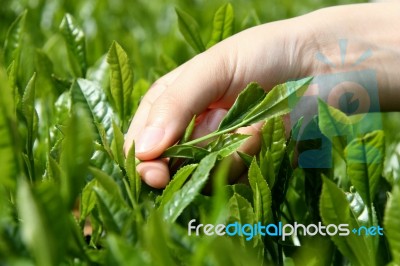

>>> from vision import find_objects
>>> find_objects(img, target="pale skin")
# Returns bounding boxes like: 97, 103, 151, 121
124, 2, 400, 188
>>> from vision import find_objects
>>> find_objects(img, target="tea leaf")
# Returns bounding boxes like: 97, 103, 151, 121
384, 185, 400, 263
80, 179, 97, 223
248, 159, 272, 224
107, 41, 134, 127
163, 153, 218, 222
60, 14, 87, 77
180, 115, 196, 144
71, 78, 114, 143
207, 133, 250, 159
158, 164, 198, 208
161, 144, 210, 160
0, 69, 19, 189
243, 77, 311, 126
318, 99, 354, 157
94, 186, 131, 234
218, 82, 265, 131
260, 116, 286, 179
111, 120, 125, 168
125, 143, 141, 203
3, 10, 26, 67
175, 8, 205, 53
90, 166, 124, 202
207, 3, 234, 48
21, 73, 37, 152
345, 130, 384, 210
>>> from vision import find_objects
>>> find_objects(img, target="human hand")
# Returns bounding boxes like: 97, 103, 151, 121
124, 2, 400, 188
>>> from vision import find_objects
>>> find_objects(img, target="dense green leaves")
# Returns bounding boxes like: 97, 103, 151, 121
0, 3, 397, 266
207, 3, 234, 48
175, 8, 205, 53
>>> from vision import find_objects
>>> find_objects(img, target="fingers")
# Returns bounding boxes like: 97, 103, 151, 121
136, 108, 228, 188
129, 49, 236, 161
136, 160, 170, 189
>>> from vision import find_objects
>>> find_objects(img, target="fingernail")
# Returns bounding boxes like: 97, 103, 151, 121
206, 109, 227, 131
136, 126, 165, 154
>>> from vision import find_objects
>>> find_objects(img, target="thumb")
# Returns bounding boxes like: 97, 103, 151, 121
132, 50, 236, 161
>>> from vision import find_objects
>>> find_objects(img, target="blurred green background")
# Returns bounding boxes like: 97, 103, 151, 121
1, 0, 364, 83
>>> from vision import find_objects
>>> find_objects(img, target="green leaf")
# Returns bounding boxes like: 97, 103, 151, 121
248, 159, 272, 225
384, 185, 400, 263
79, 179, 97, 223
59, 13, 87, 77
237, 151, 253, 167
21, 73, 37, 152
243, 77, 312, 126
60, 106, 94, 209
207, 3, 234, 48
94, 186, 131, 234
218, 82, 266, 131
163, 153, 218, 222
226, 193, 257, 246
207, 133, 250, 159
260, 116, 286, 179
125, 143, 141, 203
0, 69, 19, 190
180, 115, 196, 144
106, 234, 149, 265
157, 164, 198, 208
175, 8, 205, 53
107, 41, 134, 127
320, 177, 375, 265
345, 130, 385, 210
71, 78, 114, 143
161, 144, 210, 160
318, 99, 354, 156
17, 180, 69, 266
185, 78, 311, 146
3, 10, 26, 67
111, 120, 125, 167
90, 166, 124, 202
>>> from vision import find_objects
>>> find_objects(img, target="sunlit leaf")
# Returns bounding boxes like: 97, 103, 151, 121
163, 153, 217, 222
207, 3, 234, 48
157, 164, 198, 208
248, 159, 272, 224
107, 41, 134, 128
60, 13, 87, 77
3, 10, 26, 67
346, 130, 385, 209
175, 8, 205, 53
